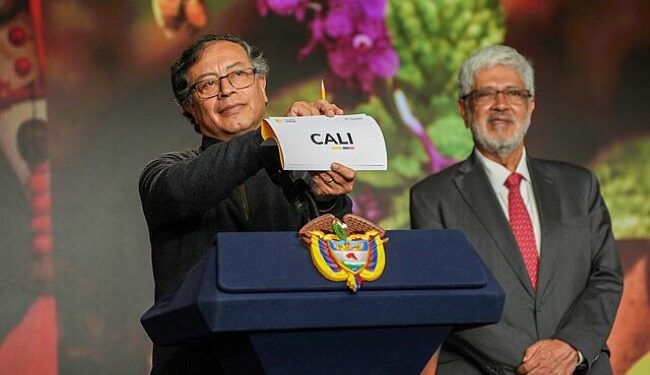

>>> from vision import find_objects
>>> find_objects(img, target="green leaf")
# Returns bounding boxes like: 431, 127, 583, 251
356, 170, 404, 189
592, 137, 650, 238
391, 155, 424, 179
427, 114, 473, 159
333, 220, 348, 241
265, 77, 322, 117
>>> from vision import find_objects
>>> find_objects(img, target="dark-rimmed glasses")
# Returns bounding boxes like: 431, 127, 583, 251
462, 88, 532, 106
190, 68, 257, 99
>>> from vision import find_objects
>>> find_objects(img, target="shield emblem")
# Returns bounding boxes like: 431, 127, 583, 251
327, 239, 369, 273
299, 214, 388, 292
309, 231, 385, 292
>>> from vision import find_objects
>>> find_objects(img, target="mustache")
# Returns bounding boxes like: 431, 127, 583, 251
487, 115, 514, 122
218, 102, 244, 112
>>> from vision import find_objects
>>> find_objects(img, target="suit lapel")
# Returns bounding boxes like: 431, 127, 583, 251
453, 153, 535, 296
528, 158, 561, 296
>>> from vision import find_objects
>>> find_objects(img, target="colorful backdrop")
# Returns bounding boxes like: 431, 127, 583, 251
1, 0, 648, 374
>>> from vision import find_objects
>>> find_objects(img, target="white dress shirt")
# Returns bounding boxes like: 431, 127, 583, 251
475, 148, 542, 254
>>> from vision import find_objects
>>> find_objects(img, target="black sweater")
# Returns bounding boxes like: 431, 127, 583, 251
139, 130, 352, 374
139, 130, 352, 300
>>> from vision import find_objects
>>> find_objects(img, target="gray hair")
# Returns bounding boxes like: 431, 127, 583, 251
458, 45, 534, 98
171, 34, 269, 131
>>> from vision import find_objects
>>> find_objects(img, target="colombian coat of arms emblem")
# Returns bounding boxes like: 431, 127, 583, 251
299, 214, 388, 292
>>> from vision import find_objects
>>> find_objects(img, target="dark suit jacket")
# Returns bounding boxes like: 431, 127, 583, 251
410, 151, 623, 374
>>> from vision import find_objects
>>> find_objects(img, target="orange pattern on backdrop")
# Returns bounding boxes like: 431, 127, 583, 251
0, 296, 57, 375
0, 0, 57, 373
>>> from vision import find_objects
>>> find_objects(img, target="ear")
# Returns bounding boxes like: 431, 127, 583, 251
457, 99, 470, 129
181, 100, 196, 120
258, 75, 268, 104
528, 96, 536, 117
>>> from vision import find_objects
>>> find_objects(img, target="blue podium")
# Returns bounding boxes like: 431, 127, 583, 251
141, 229, 504, 374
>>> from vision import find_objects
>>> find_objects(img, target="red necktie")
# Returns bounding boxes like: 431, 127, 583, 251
504, 173, 539, 289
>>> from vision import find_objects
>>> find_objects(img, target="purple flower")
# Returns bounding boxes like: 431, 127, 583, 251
325, 8, 353, 37
257, 0, 309, 20
360, 0, 386, 19
328, 0, 384, 20
260, 0, 399, 92
327, 27, 398, 92
356, 18, 385, 40
352, 188, 383, 222
298, 14, 326, 59
368, 38, 399, 78
324, 0, 385, 37
322, 0, 397, 91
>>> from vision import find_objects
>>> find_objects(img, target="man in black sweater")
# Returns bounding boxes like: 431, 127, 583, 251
139, 34, 355, 374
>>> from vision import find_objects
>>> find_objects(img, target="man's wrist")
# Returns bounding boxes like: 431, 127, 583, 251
316, 196, 339, 213
574, 348, 590, 374
551, 338, 583, 368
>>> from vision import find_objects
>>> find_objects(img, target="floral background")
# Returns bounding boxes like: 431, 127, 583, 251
0, 0, 648, 374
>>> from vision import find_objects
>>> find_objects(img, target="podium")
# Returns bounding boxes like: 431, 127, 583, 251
141, 229, 504, 374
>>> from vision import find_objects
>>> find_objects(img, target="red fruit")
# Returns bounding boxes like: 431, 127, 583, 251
15, 56, 32, 76
33, 235, 54, 254
31, 215, 52, 233
9, 26, 28, 46
32, 193, 51, 214
29, 172, 49, 193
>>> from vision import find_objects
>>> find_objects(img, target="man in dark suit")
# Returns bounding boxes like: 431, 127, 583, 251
410, 45, 623, 374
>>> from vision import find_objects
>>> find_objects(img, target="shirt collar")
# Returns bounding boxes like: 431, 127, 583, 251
475, 147, 531, 187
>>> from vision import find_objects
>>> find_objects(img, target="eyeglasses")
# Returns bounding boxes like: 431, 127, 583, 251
190, 68, 257, 99
462, 88, 532, 106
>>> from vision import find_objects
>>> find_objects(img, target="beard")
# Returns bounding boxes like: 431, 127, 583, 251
469, 114, 531, 159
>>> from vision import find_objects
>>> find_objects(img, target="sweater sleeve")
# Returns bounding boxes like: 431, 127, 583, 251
316, 195, 353, 217
139, 130, 265, 227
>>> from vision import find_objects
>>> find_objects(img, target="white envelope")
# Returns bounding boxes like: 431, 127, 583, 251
261, 114, 388, 171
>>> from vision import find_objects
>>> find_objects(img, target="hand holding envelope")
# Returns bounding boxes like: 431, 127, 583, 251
285, 100, 343, 117
309, 161, 356, 202
279, 93, 357, 201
